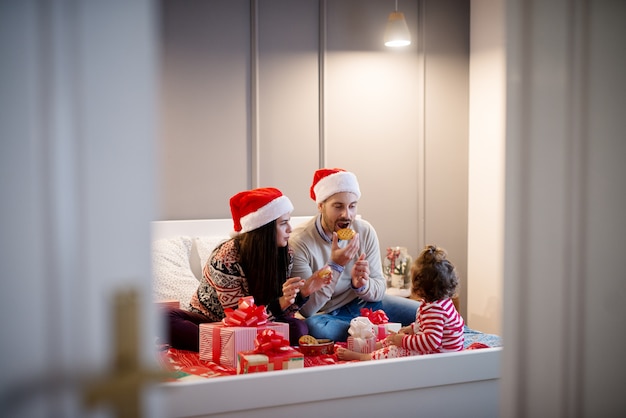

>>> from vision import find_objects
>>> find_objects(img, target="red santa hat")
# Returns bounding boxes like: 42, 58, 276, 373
230, 187, 294, 235
309, 168, 361, 204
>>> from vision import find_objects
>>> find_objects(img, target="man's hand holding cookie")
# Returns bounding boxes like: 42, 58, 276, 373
337, 228, 356, 240
331, 229, 360, 266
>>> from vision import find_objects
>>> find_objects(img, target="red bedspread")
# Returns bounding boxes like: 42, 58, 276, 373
157, 344, 347, 381
157, 340, 492, 382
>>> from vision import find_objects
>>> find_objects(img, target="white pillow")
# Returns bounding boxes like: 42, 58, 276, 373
194, 236, 228, 266
152, 236, 199, 310
152, 235, 229, 311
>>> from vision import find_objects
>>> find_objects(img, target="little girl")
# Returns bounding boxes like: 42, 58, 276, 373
337, 245, 464, 361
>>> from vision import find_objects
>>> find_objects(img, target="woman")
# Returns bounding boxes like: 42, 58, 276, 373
167, 187, 331, 350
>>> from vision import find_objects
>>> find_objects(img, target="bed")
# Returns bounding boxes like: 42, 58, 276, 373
152, 217, 503, 418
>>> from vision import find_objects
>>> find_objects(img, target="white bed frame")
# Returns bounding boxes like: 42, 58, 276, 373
152, 218, 502, 418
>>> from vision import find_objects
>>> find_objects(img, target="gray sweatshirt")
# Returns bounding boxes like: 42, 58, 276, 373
289, 215, 387, 317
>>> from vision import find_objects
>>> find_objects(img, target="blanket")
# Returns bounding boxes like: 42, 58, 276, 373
157, 326, 502, 382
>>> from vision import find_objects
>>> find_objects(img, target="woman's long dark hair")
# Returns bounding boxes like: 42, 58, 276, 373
234, 220, 290, 306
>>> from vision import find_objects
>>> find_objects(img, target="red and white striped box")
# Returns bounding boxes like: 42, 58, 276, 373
347, 336, 377, 353
199, 322, 289, 369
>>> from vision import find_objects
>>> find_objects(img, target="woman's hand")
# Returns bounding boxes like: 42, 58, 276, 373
280, 276, 305, 310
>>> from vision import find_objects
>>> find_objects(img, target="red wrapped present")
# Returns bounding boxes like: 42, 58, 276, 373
359, 308, 401, 339
237, 329, 304, 374
199, 297, 289, 368
374, 322, 402, 339
238, 348, 304, 374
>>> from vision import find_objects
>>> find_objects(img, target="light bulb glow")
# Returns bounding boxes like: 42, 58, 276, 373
384, 11, 411, 47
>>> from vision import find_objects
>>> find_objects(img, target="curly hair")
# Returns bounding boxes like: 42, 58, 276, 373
234, 220, 290, 306
410, 245, 459, 302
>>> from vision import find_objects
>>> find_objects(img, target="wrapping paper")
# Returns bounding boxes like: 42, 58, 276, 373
347, 316, 377, 353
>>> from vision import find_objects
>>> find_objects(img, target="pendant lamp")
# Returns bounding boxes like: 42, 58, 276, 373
384, 0, 411, 47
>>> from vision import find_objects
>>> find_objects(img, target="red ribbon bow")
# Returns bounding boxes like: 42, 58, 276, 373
360, 308, 389, 325
222, 296, 269, 327
253, 329, 289, 354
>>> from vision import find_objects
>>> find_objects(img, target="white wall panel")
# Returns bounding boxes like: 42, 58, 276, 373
325, 0, 423, 263
160, 0, 250, 220
468, 0, 505, 335
422, 0, 469, 313
257, 0, 320, 213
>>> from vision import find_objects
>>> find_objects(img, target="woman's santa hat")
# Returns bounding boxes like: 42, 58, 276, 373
230, 187, 294, 235
310, 168, 361, 204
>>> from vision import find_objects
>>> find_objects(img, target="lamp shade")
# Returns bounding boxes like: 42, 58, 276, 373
384, 11, 411, 47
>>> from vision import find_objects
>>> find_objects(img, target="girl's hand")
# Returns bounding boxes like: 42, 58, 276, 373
398, 325, 414, 335
384, 331, 404, 347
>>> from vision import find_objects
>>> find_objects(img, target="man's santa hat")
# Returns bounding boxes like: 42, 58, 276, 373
309, 168, 361, 204
230, 187, 294, 235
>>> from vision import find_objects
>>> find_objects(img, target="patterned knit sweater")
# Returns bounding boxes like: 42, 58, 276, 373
189, 239, 305, 322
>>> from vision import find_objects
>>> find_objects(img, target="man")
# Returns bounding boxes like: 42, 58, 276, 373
289, 168, 420, 342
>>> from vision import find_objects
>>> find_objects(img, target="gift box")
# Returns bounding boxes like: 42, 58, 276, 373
199, 321, 289, 368
358, 308, 400, 340
199, 296, 289, 368
238, 347, 304, 374
347, 316, 377, 353
347, 335, 377, 353
237, 329, 304, 374
374, 322, 402, 340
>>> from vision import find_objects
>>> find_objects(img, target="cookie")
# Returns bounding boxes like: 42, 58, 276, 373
336, 228, 355, 240
298, 335, 319, 345
319, 265, 332, 280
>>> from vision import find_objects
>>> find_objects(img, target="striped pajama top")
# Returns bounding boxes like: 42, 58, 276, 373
402, 298, 465, 354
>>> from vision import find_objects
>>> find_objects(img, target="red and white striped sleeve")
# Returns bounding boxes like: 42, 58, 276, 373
401, 298, 464, 354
